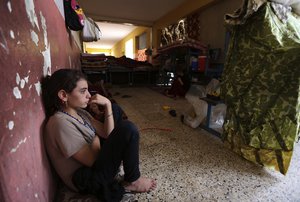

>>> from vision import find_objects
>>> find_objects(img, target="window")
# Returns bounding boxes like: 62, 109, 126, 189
125, 39, 133, 59
138, 32, 147, 50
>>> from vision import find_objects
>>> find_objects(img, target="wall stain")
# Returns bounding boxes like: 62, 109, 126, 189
20, 79, 25, 89
16, 73, 20, 85
42, 47, 51, 76
0, 27, 9, 54
34, 81, 41, 96
24, 76, 29, 83
13, 87, 22, 99
40, 11, 51, 76
10, 137, 27, 153
15, 73, 30, 97
40, 12, 48, 48
7, 1, 12, 13
8, 121, 14, 130
10, 30, 15, 39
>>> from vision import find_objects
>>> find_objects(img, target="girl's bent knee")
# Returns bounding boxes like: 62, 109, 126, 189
118, 120, 139, 139
119, 120, 137, 132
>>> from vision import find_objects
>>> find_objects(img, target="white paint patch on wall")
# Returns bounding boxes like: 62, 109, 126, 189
69, 55, 72, 67
24, 76, 29, 83
16, 73, 20, 85
10, 30, 15, 39
34, 81, 41, 96
40, 12, 52, 76
0, 27, 9, 54
10, 137, 27, 153
40, 12, 48, 48
19, 61, 22, 66
8, 121, 14, 130
30, 30, 39, 46
7, 1, 12, 13
54, 0, 65, 18
20, 79, 26, 89
25, 0, 39, 30
13, 87, 22, 99
13, 111, 16, 116
16, 73, 29, 92
41, 46, 51, 76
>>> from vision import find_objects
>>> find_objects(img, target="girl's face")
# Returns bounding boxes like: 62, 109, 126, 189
66, 79, 91, 109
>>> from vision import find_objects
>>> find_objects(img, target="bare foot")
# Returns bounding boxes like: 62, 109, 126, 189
124, 177, 157, 193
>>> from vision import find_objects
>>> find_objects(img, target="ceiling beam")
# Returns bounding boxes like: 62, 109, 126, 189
85, 13, 153, 27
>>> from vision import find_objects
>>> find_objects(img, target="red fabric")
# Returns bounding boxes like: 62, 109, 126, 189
137, 49, 148, 62
168, 75, 189, 97
198, 56, 207, 72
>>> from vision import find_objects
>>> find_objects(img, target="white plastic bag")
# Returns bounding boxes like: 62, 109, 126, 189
183, 82, 226, 131
209, 104, 227, 133
271, 0, 300, 15
82, 16, 101, 42
183, 85, 207, 128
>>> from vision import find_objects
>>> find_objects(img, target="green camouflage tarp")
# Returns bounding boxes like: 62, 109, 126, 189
221, 2, 300, 174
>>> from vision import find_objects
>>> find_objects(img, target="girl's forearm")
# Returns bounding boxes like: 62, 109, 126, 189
103, 102, 114, 136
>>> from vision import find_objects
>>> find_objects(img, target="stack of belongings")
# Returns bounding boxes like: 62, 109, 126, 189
81, 53, 107, 70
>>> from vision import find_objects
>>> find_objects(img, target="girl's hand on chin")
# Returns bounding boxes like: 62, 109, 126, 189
89, 94, 111, 107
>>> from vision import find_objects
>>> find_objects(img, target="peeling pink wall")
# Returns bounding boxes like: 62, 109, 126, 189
0, 0, 81, 201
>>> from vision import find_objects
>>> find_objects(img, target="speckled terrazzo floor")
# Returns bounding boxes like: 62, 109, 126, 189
110, 86, 300, 202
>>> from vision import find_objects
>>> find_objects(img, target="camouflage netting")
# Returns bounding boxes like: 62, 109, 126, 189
221, 1, 300, 174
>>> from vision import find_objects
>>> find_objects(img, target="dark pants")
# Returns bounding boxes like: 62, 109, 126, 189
99, 103, 126, 146
111, 102, 125, 125
72, 118, 141, 201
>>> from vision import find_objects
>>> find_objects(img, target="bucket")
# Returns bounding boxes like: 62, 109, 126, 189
190, 57, 198, 71
198, 56, 207, 72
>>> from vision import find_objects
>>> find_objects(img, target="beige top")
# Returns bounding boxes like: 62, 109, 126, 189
44, 109, 95, 191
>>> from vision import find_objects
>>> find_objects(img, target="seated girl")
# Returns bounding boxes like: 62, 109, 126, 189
42, 69, 156, 201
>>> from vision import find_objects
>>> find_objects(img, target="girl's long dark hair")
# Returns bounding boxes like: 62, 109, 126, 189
41, 69, 87, 119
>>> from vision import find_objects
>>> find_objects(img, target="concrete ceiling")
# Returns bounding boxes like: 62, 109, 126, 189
86, 22, 137, 49
78, 0, 189, 50
78, 0, 189, 26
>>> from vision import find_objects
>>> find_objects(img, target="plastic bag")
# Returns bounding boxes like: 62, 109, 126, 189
183, 85, 207, 128
205, 78, 220, 96
183, 82, 226, 131
82, 16, 101, 42
209, 104, 227, 133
